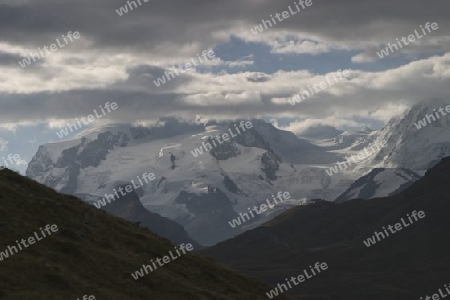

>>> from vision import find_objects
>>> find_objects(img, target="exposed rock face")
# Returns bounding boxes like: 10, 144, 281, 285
222, 174, 240, 194
261, 151, 279, 181
209, 137, 241, 160
27, 131, 130, 195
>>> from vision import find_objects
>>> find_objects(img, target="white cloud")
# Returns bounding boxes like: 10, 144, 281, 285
270, 38, 353, 55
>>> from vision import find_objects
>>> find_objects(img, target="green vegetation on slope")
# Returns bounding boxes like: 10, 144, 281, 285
0, 169, 289, 300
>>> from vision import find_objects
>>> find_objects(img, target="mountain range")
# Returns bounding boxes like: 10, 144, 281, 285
26, 100, 450, 246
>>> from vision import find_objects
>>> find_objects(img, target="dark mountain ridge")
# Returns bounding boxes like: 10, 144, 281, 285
202, 157, 450, 299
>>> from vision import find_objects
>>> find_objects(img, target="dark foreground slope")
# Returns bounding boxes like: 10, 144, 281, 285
202, 157, 450, 300
0, 170, 289, 300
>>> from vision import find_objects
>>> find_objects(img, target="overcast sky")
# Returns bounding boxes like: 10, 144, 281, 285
0, 0, 448, 172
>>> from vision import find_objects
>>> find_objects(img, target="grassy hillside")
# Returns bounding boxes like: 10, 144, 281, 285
0, 169, 289, 300
202, 157, 450, 300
